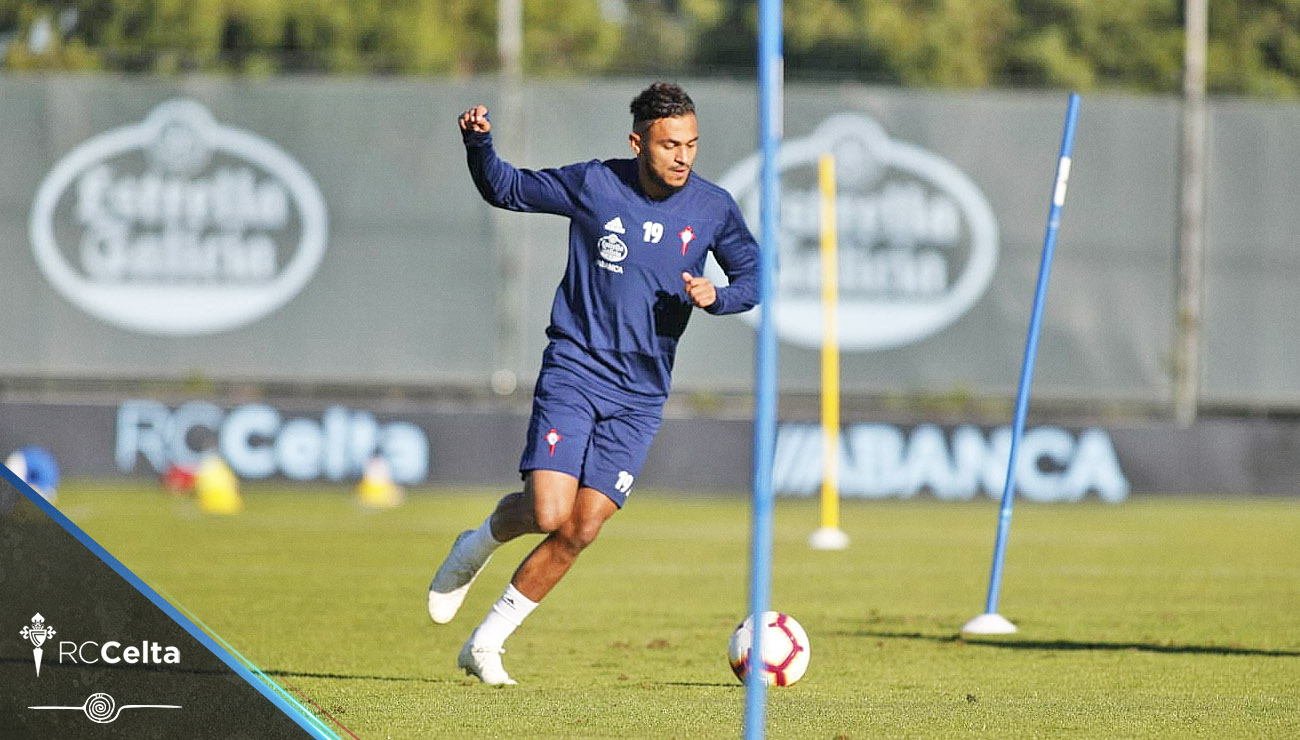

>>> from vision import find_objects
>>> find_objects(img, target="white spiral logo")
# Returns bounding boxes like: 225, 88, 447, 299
29, 692, 181, 723
82, 692, 117, 723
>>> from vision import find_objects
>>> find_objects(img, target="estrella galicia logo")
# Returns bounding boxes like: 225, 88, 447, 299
20, 612, 55, 677
713, 113, 999, 351
29, 99, 329, 336
598, 233, 629, 263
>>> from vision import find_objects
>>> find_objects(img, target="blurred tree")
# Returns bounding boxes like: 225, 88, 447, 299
863, 0, 1019, 87
1003, 0, 1184, 92
1207, 0, 1300, 95
689, 0, 1298, 94
0, 0, 612, 75
524, 0, 623, 74
0, 0, 1297, 95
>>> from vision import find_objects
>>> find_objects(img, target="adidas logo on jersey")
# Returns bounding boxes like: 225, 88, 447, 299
603, 217, 626, 234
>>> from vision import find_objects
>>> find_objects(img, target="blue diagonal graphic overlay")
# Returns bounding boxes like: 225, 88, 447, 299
0, 464, 342, 739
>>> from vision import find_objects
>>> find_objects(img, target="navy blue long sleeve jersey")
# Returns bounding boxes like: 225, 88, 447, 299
464, 130, 760, 402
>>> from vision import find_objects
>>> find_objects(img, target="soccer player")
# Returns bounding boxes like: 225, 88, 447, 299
428, 82, 760, 685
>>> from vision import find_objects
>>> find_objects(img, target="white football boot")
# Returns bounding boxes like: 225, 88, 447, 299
457, 641, 517, 686
427, 530, 493, 624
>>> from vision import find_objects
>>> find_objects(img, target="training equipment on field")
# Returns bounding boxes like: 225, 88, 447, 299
729, 611, 810, 687
427, 530, 493, 624
746, 0, 783, 734
357, 455, 404, 509
5, 446, 60, 504
963, 93, 1081, 636
195, 453, 243, 515
161, 463, 197, 495
809, 152, 850, 552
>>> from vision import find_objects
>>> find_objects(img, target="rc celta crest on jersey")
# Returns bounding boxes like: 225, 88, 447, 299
712, 113, 999, 351
678, 226, 695, 255
29, 99, 329, 336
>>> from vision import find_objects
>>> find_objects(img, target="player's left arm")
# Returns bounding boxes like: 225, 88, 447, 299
695, 199, 760, 315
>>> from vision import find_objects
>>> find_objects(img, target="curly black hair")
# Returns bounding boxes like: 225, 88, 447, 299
630, 82, 695, 133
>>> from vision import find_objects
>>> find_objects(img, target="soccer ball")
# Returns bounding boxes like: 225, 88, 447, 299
727, 611, 810, 687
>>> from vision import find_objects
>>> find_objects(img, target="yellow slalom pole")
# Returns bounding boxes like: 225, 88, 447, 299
810, 154, 849, 550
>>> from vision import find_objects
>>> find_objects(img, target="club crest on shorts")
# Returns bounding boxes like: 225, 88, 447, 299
545, 428, 562, 456
678, 226, 695, 255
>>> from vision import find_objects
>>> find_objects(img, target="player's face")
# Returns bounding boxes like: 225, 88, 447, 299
631, 114, 699, 198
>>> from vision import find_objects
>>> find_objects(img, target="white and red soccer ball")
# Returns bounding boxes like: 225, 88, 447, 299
728, 611, 810, 687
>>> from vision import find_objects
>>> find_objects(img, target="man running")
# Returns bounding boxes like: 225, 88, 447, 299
428, 82, 759, 685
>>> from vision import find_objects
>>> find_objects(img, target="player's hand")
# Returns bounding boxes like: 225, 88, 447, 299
682, 272, 716, 308
459, 105, 491, 134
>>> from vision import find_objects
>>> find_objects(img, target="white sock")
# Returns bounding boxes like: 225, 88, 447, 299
461, 515, 504, 565
471, 584, 539, 649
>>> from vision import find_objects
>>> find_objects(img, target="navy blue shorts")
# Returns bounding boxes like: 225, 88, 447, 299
519, 367, 662, 507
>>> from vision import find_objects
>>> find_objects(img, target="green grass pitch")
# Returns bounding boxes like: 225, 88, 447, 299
57, 481, 1300, 739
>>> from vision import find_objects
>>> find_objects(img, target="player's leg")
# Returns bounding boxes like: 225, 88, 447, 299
459, 404, 659, 684
508, 404, 659, 602
427, 471, 577, 625
426, 514, 504, 625
459, 484, 615, 685
449, 370, 599, 683
428, 370, 592, 626
509, 485, 618, 601
486, 469, 581, 541
503, 404, 658, 607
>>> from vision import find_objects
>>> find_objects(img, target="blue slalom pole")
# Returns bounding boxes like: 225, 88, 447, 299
745, 0, 781, 736
980, 93, 1080, 621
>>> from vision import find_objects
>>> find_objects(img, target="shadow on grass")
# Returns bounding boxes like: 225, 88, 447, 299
266, 668, 458, 684
0, 656, 465, 683
266, 671, 739, 688
0, 655, 225, 676
843, 629, 1300, 658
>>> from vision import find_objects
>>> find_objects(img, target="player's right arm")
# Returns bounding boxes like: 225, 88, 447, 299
459, 104, 582, 217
